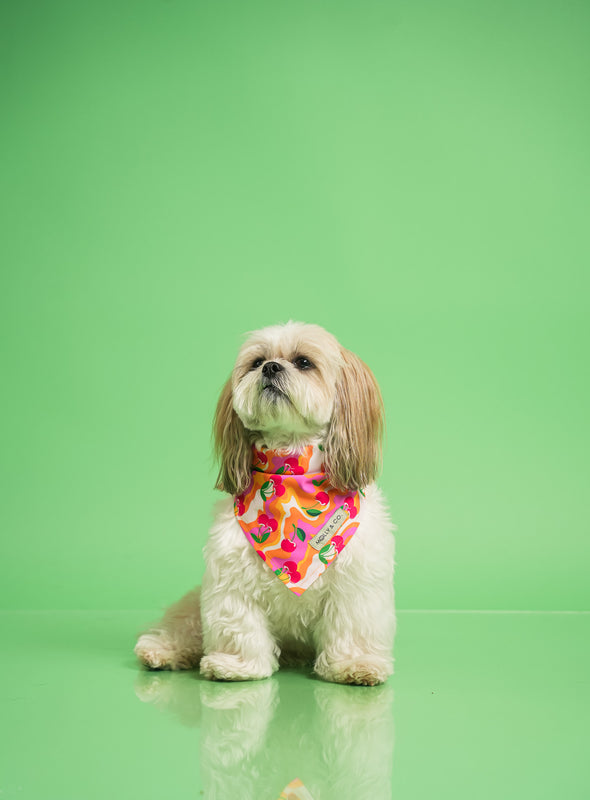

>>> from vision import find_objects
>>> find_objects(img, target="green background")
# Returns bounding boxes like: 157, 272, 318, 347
2, 0, 589, 612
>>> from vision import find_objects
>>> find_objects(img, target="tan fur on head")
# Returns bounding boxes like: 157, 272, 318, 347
213, 322, 384, 496
213, 378, 252, 496
323, 349, 384, 493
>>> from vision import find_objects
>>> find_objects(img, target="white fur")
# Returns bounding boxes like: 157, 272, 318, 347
135, 322, 396, 685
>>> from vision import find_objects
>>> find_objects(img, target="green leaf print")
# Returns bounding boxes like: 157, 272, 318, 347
296, 527, 306, 542
312, 478, 326, 486
318, 543, 332, 565
251, 530, 271, 544
260, 480, 272, 500
303, 508, 322, 517
276, 465, 285, 474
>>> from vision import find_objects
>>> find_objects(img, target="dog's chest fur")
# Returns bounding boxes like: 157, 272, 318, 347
204, 483, 394, 651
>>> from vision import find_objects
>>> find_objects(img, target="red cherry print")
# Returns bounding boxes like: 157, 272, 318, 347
289, 571, 301, 583
331, 535, 344, 552
284, 457, 304, 475
281, 539, 296, 553
315, 491, 329, 505
256, 450, 268, 465
257, 550, 266, 560
283, 561, 297, 574
271, 477, 286, 497
344, 496, 358, 519
258, 513, 278, 532
236, 497, 246, 515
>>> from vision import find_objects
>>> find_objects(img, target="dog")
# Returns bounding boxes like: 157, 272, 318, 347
135, 321, 396, 685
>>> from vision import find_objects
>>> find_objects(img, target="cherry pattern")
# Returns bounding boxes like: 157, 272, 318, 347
234, 444, 362, 595
343, 496, 358, 519
259, 474, 285, 501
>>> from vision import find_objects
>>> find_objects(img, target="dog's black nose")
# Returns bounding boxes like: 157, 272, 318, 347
262, 361, 284, 377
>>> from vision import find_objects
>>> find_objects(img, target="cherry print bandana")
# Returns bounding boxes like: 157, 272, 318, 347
234, 444, 361, 596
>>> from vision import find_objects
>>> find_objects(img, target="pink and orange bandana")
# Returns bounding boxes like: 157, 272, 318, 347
234, 444, 362, 596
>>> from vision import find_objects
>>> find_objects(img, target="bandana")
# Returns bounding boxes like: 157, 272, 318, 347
234, 444, 361, 596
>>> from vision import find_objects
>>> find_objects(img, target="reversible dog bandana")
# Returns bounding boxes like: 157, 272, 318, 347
234, 444, 361, 596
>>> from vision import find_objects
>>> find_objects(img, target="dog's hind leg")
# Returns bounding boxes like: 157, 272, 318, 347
134, 587, 203, 670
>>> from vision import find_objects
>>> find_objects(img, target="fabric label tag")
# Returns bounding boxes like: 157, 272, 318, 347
309, 507, 348, 550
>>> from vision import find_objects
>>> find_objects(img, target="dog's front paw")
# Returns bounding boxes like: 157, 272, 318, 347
314, 654, 393, 686
200, 652, 275, 682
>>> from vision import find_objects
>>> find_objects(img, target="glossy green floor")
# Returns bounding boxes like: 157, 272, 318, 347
1, 611, 588, 799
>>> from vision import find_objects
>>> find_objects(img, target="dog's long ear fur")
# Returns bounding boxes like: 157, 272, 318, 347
324, 349, 384, 493
213, 378, 252, 495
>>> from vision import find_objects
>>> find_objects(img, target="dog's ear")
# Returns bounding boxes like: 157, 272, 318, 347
213, 378, 252, 495
324, 348, 384, 493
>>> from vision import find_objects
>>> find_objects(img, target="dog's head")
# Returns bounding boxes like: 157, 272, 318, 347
214, 321, 384, 495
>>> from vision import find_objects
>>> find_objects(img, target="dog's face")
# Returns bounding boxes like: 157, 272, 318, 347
214, 321, 383, 495
231, 323, 344, 440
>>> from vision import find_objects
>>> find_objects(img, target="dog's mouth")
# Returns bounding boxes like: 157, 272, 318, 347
261, 383, 286, 397
260, 379, 290, 402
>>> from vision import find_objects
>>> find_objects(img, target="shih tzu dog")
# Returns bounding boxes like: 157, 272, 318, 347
135, 321, 396, 686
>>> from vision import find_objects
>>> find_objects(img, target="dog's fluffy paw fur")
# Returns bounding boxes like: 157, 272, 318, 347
314, 655, 393, 686
134, 588, 203, 671
135, 632, 179, 670
135, 630, 201, 671
200, 652, 277, 682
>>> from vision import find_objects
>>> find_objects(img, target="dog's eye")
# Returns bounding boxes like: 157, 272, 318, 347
251, 358, 264, 370
294, 356, 314, 370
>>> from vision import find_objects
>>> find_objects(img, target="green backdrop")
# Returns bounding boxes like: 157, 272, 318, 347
2, 0, 588, 611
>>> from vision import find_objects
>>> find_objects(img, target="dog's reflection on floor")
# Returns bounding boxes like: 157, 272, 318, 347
135, 670, 394, 799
